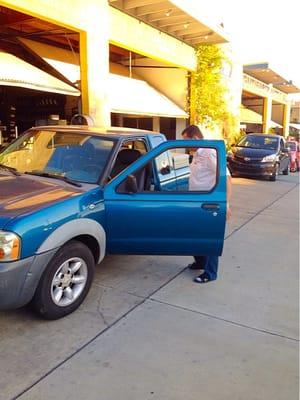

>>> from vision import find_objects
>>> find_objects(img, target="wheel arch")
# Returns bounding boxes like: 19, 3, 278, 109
36, 218, 106, 264
71, 234, 100, 264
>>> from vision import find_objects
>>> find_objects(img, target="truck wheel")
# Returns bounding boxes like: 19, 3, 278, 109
32, 241, 95, 320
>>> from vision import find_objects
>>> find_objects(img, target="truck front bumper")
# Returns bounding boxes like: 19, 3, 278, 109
0, 249, 57, 310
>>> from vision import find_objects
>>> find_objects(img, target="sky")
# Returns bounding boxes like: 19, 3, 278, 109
178, 0, 300, 99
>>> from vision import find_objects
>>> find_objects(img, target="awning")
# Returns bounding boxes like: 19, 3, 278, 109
290, 123, 300, 131
240, 105, 262, 124
240, 105, 282, 128
0, 52, 80, 96
12, 39, 189, 118
39, 56, 188, 118
108, 74, 188, 118
1, 47, 188, 118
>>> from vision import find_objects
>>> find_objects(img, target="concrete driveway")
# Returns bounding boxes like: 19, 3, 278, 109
0, 173, 299, 400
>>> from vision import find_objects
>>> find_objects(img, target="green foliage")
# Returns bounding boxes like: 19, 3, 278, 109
224, 114, 244, 150
226, 128, 244, 151
190, 45, 227, 126
189, 44, 239, 144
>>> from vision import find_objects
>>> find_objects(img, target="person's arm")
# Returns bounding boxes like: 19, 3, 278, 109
206, 149, 217, 172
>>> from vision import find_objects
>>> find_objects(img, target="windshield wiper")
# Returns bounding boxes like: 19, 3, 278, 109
0, 163, 21, 176
25, 171, 82, 187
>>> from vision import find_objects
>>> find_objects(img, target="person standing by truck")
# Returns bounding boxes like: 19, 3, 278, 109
181, 125, 232, 283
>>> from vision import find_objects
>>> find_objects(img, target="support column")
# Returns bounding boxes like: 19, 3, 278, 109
176, 118, 187, 139
152, 117, 160, 132
282, 102, 291, 138
262, 95, 272, 133
79, 1, 110, 126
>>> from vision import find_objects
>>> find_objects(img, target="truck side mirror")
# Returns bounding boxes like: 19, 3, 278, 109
160, 165, 171, 175
125, 174, 138, 193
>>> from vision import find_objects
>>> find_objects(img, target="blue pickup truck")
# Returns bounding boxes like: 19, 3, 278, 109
0, 125, 227, 319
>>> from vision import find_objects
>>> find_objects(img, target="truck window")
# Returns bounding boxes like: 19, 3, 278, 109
110, 139, 148, 178
150, 135, 166, 148
117, 145, 218, 193
151, 147, 217, 192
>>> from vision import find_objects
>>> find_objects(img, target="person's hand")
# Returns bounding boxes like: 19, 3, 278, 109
226, 204, 232, 220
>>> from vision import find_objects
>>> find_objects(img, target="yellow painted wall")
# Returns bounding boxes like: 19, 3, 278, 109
109, 7, 196, 71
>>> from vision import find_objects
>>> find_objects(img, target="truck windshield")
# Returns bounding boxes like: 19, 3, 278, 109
0, 130, 115, 184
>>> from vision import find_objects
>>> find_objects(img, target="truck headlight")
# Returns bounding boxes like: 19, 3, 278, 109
261, 154, 276, 162
0, 231, 21, 262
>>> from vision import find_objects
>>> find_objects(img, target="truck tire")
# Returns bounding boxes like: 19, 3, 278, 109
32, 241, 95, 320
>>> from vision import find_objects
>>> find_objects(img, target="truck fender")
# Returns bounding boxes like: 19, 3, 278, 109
36, 218, 106, 263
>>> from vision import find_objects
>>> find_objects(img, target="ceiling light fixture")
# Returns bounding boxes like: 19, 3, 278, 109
165, 9, 172, 17
183, 23, 190, 29
200, 31, 213, 40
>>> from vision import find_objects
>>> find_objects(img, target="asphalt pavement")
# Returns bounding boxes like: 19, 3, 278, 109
0, 172, 299, 400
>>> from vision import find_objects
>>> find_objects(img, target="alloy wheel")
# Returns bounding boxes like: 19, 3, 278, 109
50, 257, 88, 307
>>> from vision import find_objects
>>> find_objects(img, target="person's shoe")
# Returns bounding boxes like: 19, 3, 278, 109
194, 273, 216, 284
187, 262, 203, 270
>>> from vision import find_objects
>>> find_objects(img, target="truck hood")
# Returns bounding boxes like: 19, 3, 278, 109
0, 173, 82, 229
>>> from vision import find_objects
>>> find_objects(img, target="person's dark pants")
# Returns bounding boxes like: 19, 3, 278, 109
194, 255, 219, 280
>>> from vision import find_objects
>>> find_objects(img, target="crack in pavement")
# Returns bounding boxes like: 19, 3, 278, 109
95, 288, 109, 327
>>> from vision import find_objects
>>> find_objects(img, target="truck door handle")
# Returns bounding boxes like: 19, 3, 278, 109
201, 203, 220, 211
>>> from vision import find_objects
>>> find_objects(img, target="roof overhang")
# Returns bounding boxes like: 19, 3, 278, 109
0, 51, 80, 96
243, 63, 300, 94
109, 0, 228, 46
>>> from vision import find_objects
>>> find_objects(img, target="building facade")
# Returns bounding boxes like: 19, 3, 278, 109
241, 63, 299, 137
0, 0, 229, 143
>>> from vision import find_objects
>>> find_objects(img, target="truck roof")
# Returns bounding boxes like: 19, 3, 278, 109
30, 125, 163, 138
